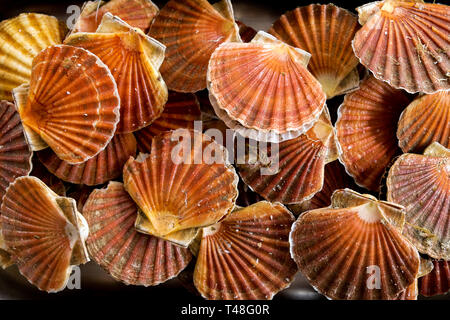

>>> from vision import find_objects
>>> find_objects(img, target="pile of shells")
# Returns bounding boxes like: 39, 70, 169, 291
0, 0, 448, 300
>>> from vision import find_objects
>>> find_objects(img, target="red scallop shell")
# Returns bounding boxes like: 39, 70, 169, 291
419, 259, 450, 297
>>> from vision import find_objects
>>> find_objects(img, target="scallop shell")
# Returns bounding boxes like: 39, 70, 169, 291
123, 129, 239, 247
37, 133, 136, 186
134, 91, 201, 153
290, 189, 420, 300
419, 259, 450, 297
269, 4, 361, 99
65, 13, 167, 133
397, 91, 449, 153
30, 156, 66, 196
149, 0, 240, 92
396, 280, 418, 300
208, 31, 326, 142
0, 176, 89, 292
353, 0, 449, 94
194, 201, 298, 300
387, 142, 450, 260
336, 75, 411, 191
0, 13, 66, 101
68, 185, 95, 213
83, 181, 192, 286
72, 0, 159, 33
12, 44, 120, 164
236, 20, 257, 43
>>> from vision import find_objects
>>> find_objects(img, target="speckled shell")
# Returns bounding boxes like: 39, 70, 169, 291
269, 4, 361, 99
13, 44, 120, 164
387, 142, 450, 260
353, 0, 449, 94
149, 0, 240, 92
123, 129, 239, 247
134, 91, 201, 153
290, 189, 420, 300
83, 181, 192, 286
0, 176, 89, 292
65, 13, 167, 133
30, 156, 66, 196
38, 133, 136, 186
397, 91, 449, 153
419, 259, 450, 297
208, 31, 326, 142
0, 13, 66, 101
336, 76, 411, 191
194, 201, 298, 300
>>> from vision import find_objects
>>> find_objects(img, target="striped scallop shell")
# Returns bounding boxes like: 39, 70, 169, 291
336, 75, 411, 191
290, 189, 420, 300
0, 13, 66, 101
269, 4, 361, 99
65, 13, 167, 133
0, 176, 89, 292
208, 31, 326, 143
37, 133, 136, 186
83, 181, 192, 286
397, 91, 449, 153
123, 129, 239, 247
134, 91, 201, 153
13, 44, 120, 164
387, 142, 450, 260
419, 259, 450, 297
353, 0, 449, 94
194, 201, 298, 300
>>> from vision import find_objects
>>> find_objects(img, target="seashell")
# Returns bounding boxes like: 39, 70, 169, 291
208, 31, 326, 143
353, 0, 450, 94
269, 4, 361, 99
72, 0, 159, 33
30, 156, 66, 196
236, 20, 257, 43
419, 259, 450, 297
290, 189, 420, 300
396, 280, 418, 300
68, 185, 95, 213
0, 247, 12, 269
194, 201, 298, 300
83, 181, 192, 286
336, 75, 411, 191
37, 133, 136, 186
149, 0, 240, 92
397, 91, 449, 153
123, 129, 239, 247
65, 13, 167, 133
0, 13, 66, 101
387, 142, 450, 260
0, 176, 89, 292
134, 91, 201, 153
12, 44, 120, 164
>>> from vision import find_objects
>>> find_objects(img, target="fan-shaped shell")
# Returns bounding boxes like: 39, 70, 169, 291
37, 133, 136, 186
65, 13, 167, 133
123, 129, 239, 247
353, 0, 449, 94
269, 4, 361, 99
149, 0, 240, 92
397, 91, 449, 153
134, 91, 201, 153
290, 189, 420, 300
0, 176, 89, 292
0, 13, 66, 101
12, 44, 120, 164
387, 142, 450, 260
83, 181, 192, 286
419, 259, 450, 297
194, 201, 298, 300
336, 75, 411, 191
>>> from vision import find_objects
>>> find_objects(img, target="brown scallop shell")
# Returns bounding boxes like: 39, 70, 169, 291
194, 201, 298, 300
353, 0, 449, 94
419, 259, 450, 297
0, 176, 89, 292
269, 4, 361, 99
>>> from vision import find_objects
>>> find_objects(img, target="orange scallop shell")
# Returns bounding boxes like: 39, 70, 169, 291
194, 201, 298, 300
13, 44, 120, 164
396, 280, 418, 300
37, 133, 136, 186
269, 4, 361, 99
397, 91, 449, 153
419, 259, 450, 297
0, 176, 89, 292
353, 0, 449, 94
336, 75, 411, 191
290, 189, 420, 300
83, 181, 192, 286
